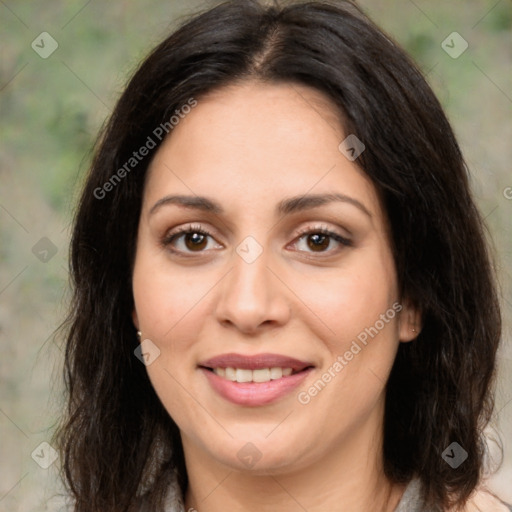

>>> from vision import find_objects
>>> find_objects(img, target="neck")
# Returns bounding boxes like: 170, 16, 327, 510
182, 400, 406, 512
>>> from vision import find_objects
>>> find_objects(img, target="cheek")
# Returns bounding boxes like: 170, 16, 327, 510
291, 256, 398, 348
132, 253, 214, 428
132, 250, 215, 345
293, 256, 400, 415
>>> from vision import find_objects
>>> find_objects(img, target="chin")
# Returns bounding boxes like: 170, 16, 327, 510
198, 432, 311, 475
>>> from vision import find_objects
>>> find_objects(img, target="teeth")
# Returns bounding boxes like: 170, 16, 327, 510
213, 367, 295, 383
236, 368, 252, 383
270, 367, 282, 379
225, 367, 236, 381
253, 368, 270, 383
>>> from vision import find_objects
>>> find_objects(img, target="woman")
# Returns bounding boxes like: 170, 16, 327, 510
56, 1, 511, 510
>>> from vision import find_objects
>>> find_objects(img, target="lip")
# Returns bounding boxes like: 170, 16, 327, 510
199, 353, 314, 406
199, 353, 313, 372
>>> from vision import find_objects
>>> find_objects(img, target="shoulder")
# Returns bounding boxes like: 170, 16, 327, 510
453, 486, 512, 512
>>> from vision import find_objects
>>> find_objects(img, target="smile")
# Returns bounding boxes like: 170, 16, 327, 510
211, 367, 294, 383
199, 353, 314, 406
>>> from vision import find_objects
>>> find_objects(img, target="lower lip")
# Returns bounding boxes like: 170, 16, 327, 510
201, 368, 313, 406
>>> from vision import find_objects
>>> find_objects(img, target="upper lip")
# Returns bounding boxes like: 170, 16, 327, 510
199, 353, 314, 372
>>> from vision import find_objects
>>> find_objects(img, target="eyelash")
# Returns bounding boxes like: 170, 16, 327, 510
294, 225, 352, 254
161, 223, 352, 257
161, 223, 216, 252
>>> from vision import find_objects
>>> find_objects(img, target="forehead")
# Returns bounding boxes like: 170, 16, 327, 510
143, 81, 382, 221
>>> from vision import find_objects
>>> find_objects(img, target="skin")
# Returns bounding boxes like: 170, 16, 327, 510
132, 81, 422, 511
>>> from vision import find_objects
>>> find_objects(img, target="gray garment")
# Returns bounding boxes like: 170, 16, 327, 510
393, 478, 435, 512
160, 475, 512, 512
162, 476, 427, 511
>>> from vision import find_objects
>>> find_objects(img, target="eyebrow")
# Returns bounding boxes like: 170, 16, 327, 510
277, 193, 371, 218
149, 193, 371, 218
149, 195, 223, 216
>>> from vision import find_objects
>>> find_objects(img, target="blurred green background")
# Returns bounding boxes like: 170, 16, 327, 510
1, 1, 511, 510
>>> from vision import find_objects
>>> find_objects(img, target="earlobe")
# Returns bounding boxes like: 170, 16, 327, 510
398, 300, 422, 342
132, 309, 139, 330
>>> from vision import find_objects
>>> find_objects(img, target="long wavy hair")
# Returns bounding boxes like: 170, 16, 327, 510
56, 1, 502, 510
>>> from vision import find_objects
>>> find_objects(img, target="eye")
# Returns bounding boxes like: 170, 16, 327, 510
161, 223, 222, 254
291, 225, 352, 255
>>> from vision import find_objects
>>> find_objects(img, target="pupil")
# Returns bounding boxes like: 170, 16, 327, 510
308, 233, 329, 251
186, 233, 207, 250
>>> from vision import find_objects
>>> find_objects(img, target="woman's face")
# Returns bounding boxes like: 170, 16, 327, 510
132, 81, 417, 474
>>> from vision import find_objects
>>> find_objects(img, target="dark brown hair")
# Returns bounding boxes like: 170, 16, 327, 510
56, 1, 502, 510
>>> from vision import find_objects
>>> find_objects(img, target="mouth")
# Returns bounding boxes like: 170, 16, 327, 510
201, 366, 306, 382
198, 353, 315, 406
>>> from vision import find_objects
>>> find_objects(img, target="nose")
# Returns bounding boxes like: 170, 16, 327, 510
214, 246, 291, 334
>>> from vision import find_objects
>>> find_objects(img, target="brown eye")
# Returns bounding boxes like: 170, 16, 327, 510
306, 233, 330, 252
182, 232, 208, 251
161, 224, 223, 255
292, 227, 352, 255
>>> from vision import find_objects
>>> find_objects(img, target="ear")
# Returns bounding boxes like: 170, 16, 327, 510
132, 309, 139, 331
398, 299, 422, 342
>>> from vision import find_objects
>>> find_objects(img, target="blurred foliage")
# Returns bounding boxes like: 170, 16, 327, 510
1, 0, 510, 217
